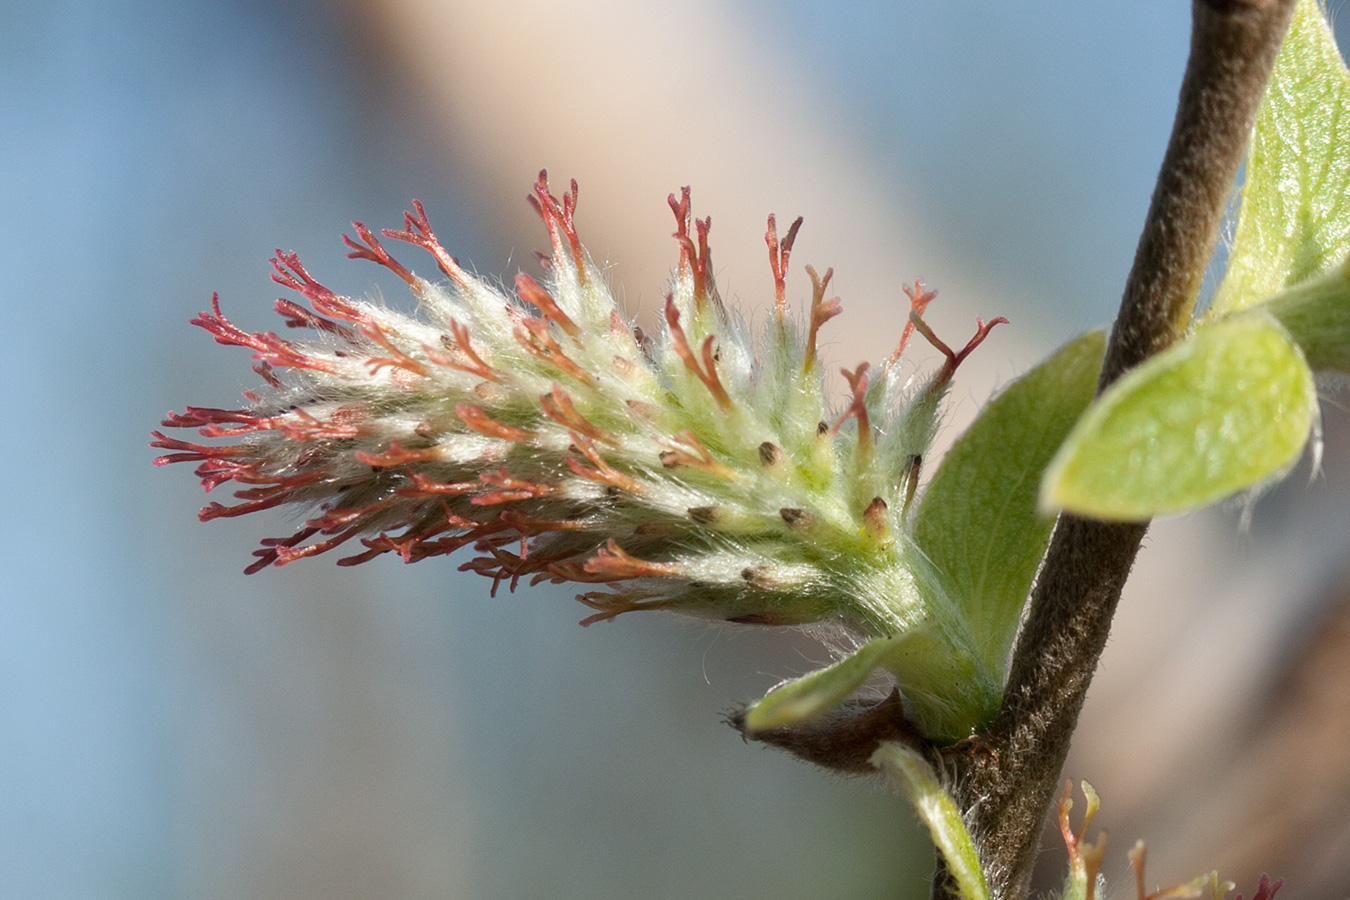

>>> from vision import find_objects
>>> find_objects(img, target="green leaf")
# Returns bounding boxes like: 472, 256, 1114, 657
741, 635, 901, 731
1262, 252, 1350, 372
878, 625, 999, 744
743, 626, 1000, 742
1209, 0, 1350, 317
1041, 314, 1316, 520
912, 331, 1104, 672
872, 742, 991, 900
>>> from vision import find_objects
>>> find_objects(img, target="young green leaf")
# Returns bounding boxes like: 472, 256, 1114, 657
1209, 0, 1350, 318
912, 330, 1105, 673
742, 635, 902, 731
1041, 314, 1316, 520
872, 742, 991, 900
1262, 252, 1350, 372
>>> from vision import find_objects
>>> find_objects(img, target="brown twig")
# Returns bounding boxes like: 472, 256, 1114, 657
730, 2, 1296, 895
935, 3, 1298, 898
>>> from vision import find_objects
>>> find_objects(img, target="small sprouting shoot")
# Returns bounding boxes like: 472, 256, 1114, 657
1056, 781, 1282, 900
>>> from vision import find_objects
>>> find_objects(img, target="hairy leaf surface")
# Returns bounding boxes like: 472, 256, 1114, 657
1042, 315, 1315, 519
1210, 0, 1350, 316
913, 331, 1104, 672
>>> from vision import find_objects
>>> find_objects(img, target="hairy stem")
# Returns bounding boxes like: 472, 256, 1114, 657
936, 2, 1297, 898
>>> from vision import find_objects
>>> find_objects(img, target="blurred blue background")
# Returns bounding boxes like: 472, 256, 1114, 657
4, 1, 1348, 898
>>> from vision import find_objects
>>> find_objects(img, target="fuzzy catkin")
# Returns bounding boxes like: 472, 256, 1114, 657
154, 172, 1000, 681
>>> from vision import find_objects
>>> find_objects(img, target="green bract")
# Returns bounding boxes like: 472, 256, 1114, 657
743, 635, 904, 731
872, 743, 990, 900
1264, 252, 1350, 373
912, 331, 1105, 675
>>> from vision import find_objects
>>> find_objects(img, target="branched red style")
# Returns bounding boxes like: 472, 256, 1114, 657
454, 404, 537, 442
539, 385, 614, 444
576, 591, 676, 626
584, 539, 685, 579
471, 468, 557, 505
565, 434, 646, 495
343, 220, 418, 289
271, 250, 371, 327
190, 294, 340, 373
804, 265, 842, 372
515, 273, 581, 337
908, 311, 1009, 383
887, 279, 938, 367
832, 363, 872, 456
362, 322, 430, 379
1239, 876, 1283, 900
513, 319, 593, 385
663, 296, 732, 409
765, 213, 804, 320
273, 298, 358, 339
380, 198, 472, 291
655, 431, 738, 481
669, 186, 717, 312
527, 170, 586, 277
426, 319, 503, 383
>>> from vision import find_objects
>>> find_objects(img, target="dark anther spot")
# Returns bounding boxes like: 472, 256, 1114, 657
687, 506, 718, 524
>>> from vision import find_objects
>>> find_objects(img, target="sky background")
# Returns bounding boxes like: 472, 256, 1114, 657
3, 2, 1349, 898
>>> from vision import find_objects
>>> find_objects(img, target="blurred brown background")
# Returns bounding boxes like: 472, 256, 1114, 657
3, 0, 1349, 897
